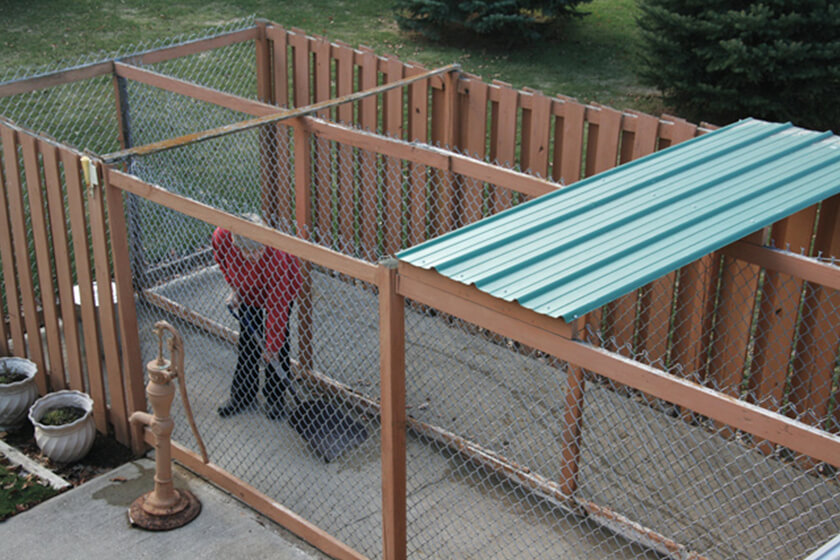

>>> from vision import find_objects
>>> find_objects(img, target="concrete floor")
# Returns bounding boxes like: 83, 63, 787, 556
2, 457, 331, 560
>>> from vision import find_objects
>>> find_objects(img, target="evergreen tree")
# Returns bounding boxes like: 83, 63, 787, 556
394, 0, 591, 45
637, 0, 840, 131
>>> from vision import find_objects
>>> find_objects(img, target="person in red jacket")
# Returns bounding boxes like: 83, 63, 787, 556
213, 214, 303, 420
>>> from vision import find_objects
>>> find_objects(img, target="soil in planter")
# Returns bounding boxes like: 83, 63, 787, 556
3, 423, 134, 487
39, 406, 86, 426
0, 372, 26, 384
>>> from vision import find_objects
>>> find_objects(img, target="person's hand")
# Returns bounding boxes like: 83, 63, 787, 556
262, 350, 278, 364
225, 291, 239, 310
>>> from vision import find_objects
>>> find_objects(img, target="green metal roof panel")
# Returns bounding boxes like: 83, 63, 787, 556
397, 118, 840, 322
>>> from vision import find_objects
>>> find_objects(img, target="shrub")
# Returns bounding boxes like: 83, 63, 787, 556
637, 0, 840, 131
393, 0, 592, 45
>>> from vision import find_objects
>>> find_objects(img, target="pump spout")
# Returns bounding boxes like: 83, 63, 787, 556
129, 411, 153, 427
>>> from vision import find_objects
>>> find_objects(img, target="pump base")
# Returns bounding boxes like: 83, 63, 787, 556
128, 489, 201, 531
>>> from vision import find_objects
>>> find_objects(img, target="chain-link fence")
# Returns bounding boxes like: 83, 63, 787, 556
586, 238, 840, 441
401, 293, 840, 560
0, 17, 258, 155
134, 225, 384, 558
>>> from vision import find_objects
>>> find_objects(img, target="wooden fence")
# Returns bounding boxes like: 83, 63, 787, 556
0, 119, 146, 453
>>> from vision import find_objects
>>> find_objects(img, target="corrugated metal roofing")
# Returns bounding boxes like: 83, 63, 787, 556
397, 118, 840, 322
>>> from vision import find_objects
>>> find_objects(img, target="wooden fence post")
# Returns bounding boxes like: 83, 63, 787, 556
295, 122, 314, 374
104, 166, 149, 455
559, 365, 586, 497
379, 261, 406, 560
87, 159, 130, 445
111, 73, 148, 289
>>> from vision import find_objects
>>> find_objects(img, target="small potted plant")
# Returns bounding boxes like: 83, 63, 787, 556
28, 390, 95, 463
0, 357, 39, 431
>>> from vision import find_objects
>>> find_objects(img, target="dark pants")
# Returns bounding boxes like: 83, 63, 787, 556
230, 304, 290, 408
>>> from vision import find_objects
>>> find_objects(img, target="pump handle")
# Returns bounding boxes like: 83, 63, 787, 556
153, 321, 209, 463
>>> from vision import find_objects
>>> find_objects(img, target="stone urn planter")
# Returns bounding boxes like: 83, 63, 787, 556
0, 357, 39, 431
28, 390, 96, 463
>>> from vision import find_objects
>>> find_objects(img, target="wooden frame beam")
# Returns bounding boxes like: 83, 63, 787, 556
722, 240, 840, 291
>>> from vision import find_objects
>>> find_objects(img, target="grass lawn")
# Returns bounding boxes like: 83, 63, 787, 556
0, 0, 666, 115
0, 456, 59, 521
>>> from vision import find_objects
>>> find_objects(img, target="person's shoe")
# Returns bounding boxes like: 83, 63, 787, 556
217, 400, 252, 418
265, 401, 287, 421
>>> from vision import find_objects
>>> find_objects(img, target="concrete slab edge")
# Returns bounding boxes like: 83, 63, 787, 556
0, 438, 71, 490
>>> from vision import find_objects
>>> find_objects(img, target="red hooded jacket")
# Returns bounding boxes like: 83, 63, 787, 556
212, 227, 303, 353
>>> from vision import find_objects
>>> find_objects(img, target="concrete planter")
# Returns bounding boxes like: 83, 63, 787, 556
28, 390, 96, 463
0, 357, 39, 431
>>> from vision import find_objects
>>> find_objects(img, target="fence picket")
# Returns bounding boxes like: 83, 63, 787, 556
658, 115, 698, 150
637, 273, 677, 366
671, 255, 719, 380
520, 90, 551, 178
383, 57, 404, 254
60, 148, 107, 432
458, 77, 488, 227
41, 141, 84, 390
790, 195, 840, 430
290, 30, 310, 107
88, 161, 129, 444
706, 232, 764, 405
358, 47, 379, 258
0, 128, 24, 355
103, 168, 146, 452
313, 37, 334, 247
430, 72, 456, 236
489, 82, 518, 213
749, 208, 818, 412
335, 44, 356, 251
406, 64, 429, 246
619, 112, 665, 359
585, 104, 622, 178
1, 127, 46, 394
267, 25, 289, 108
267, 27, 295, 229
20, 134, 65, 391
551, 99, 585, 186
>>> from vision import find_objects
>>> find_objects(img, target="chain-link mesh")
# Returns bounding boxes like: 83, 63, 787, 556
404, 300, 840, 559
0, 16, 256, 154
300, 133, 532, 263
586, 247, 840, 440
134, 212, 383, 558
